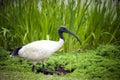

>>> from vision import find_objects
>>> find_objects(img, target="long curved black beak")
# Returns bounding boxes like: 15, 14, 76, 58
66, 30, 82, 45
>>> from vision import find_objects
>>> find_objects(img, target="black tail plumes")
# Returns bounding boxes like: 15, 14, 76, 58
10, 46, 22, 56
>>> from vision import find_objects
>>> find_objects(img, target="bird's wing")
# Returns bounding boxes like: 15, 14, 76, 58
18, 40, 59, 60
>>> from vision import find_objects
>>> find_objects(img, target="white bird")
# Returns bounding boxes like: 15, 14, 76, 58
10, 26, 82, 72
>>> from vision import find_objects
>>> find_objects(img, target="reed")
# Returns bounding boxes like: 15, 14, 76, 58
0, 0, 119, 52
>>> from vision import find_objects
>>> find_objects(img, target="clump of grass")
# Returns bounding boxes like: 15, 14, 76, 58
96, 45, 120, 59
45, 44, 120, 80
68, 45, 120, 79
0, 47, 9, 60
0, 44, 120, 80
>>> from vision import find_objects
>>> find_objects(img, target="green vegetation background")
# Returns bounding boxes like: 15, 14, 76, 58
0, 0, 120, 52
0, 0, 120, 80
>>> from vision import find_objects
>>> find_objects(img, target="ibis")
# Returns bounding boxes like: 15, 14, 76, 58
10, 26, 81, 72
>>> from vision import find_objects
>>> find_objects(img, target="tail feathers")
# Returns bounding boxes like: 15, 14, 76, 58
10, 46, 22, 56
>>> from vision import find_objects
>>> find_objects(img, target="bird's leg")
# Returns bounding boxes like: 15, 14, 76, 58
32, 62, 37, 72
41, 62, 45, 72
32, 65, 35, 72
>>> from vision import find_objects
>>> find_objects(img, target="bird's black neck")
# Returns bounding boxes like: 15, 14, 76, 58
58, 30, 64, 41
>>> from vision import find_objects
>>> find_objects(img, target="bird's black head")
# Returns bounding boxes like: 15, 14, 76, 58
58, 26, 69, 34
58, 26, 82, 45
10, 46, 22, 57
58, 26, 69, 40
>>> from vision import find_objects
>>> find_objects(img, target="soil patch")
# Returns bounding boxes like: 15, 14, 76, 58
37, 66, 74, 75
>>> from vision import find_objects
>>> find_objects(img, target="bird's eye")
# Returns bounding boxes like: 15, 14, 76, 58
62, 28, 66, 31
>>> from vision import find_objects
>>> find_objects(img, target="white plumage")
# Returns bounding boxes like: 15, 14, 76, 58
19, 39, 64, 62
10, 26, 81, 72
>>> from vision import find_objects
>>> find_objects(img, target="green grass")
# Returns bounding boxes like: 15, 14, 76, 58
0, 45, 120, 80
0, 71, 80, 80
0, 0, 120, 52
